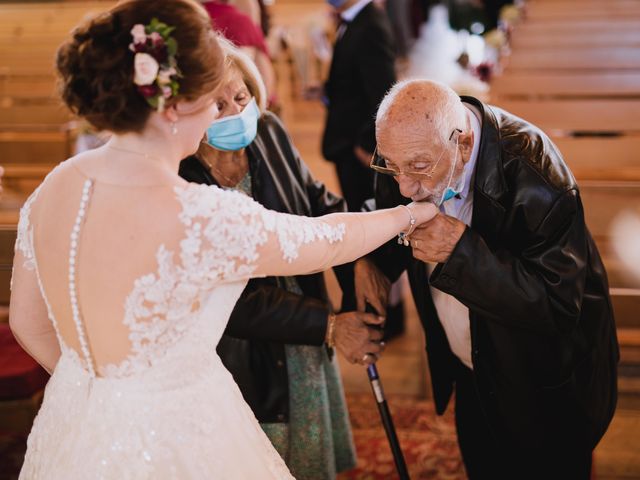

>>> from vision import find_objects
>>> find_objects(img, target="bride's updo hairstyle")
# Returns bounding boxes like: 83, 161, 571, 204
56, 0, 223, 133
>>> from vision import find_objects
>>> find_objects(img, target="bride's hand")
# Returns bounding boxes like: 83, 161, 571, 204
406, 201, 438, 226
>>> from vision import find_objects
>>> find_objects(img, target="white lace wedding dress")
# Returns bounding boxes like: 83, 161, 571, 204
11, 159, 407, 479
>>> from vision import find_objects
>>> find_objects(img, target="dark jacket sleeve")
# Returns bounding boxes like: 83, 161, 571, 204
354, 17, 396, 154
431, 188, 588, 336
270, 113, 357, 310
225, 280, 329, 345
296, 137, 357, 309
286, 118, 347, 218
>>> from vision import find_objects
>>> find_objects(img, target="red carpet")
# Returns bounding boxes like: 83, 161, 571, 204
339, 394, 466, 480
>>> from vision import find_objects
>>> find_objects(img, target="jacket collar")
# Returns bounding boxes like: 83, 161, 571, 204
460, 96, 508, 202
460, 96, 507, 243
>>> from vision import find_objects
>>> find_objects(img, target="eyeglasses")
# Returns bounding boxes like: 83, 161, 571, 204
369, 128, 462, 180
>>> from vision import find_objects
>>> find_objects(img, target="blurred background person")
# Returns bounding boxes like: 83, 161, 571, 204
200, 0, 278, 109
321, 0, 396, 213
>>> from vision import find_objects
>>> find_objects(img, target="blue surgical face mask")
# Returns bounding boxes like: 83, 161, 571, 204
327, 0, 348, 8
205, 97, 259, 151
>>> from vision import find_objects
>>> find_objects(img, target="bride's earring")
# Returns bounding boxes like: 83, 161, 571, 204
171, 122, 178, 135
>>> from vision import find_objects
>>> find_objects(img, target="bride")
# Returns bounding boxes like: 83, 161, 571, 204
9, 0, 436, 478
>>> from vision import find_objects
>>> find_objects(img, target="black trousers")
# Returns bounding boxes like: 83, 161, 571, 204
334, 156, 375, 212
454, 361, 593, 480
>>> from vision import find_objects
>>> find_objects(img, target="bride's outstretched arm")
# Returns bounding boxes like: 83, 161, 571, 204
250, 204, 436, 278
186, 186, 437, 281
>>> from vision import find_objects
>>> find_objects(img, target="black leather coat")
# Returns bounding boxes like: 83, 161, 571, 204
179, 112, 350, 423
370, 96, 619, 456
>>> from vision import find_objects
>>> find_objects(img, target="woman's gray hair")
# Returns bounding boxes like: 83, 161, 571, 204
376, 78, 467, 146
217, 36, 268, 112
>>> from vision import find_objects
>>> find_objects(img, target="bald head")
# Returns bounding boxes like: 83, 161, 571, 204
373, 79, 475, 203
376, 79, 467, 147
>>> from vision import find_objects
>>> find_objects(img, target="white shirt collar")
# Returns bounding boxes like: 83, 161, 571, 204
340, 0, 372, 23
457, 103, 482, 201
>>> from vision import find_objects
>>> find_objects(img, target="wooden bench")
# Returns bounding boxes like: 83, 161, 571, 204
0, 102, 72, 125
580, 180, 640, 320
504, 46, 640, 71
0, 128, 72, 164
490, 72, 640, 100
2, 164, 57, 197
553, 136, 640, 182
510, 29, 640, 49
525, 0, 640, 20
494, 99, 640, 135
0, 75, 58, 99
578, 184, 640, 372
512, 19, 640, 33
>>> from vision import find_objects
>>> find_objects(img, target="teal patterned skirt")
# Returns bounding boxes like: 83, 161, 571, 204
261, 345, 356, 479
260, 281, 356, 480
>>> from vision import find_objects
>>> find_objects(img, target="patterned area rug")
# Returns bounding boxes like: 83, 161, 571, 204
339, 393, 466, 480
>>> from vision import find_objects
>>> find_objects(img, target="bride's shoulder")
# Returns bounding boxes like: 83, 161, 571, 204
34, 150, 95, 191
175, 182, 263, 215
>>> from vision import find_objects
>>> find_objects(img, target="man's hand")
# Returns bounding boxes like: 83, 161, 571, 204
354, 257, 391, 315
333, 311, 385, 365
354, 145, 373, 168
410, 213, 466, 264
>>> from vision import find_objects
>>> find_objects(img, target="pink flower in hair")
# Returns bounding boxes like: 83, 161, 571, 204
130, 24, 147, 44
149, 31, 163, 46
133, 53, 159, 86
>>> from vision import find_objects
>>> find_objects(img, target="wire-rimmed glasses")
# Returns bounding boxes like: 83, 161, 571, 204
369, 128, 462, 180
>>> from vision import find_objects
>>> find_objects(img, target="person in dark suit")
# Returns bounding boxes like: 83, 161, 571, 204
322, 0, 396, 213
356, 79, 619, 479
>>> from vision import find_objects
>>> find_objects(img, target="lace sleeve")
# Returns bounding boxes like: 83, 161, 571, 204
15, 185, 43, 272
176, 184, 351, 283
176, 183, 415, 284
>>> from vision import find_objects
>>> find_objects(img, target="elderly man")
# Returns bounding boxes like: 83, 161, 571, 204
356, 79, 619, 479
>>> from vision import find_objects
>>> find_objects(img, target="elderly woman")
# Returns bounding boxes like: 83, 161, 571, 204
179, 41, 384, 479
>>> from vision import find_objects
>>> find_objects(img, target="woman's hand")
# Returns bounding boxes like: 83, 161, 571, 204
354, 257, 391, 316
333, 311, 386, 365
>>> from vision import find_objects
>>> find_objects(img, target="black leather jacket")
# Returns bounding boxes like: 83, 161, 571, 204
179, 112, 350, 423
370, 96, 619, 455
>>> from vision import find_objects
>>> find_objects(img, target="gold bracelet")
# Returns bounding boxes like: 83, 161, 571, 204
326, 312, 337, 348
